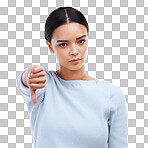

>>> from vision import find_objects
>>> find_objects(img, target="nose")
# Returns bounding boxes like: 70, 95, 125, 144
70, 44, 79, 55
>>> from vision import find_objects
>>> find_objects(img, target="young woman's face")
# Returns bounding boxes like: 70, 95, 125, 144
46, 22, 88, 71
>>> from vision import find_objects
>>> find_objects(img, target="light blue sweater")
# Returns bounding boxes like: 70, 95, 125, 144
17, 67, 128, 148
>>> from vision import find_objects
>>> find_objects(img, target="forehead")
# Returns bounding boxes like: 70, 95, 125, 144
52, 22, 87, 40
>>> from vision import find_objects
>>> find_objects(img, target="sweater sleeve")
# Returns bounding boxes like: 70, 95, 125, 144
16, 67, 46, 107
108, 84, 128, 148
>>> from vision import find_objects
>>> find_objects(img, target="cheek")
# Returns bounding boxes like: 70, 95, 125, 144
56, 52, 67, 62
82, 48, 88, 60
82, 46, 88, 54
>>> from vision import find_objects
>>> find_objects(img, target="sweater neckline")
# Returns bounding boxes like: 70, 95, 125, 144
51, 70, 99, 86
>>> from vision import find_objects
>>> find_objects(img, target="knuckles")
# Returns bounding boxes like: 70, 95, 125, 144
28, 77, 46, 89
43, 77, 46, 82
43, 71, 46, 75
28, 79, 31, 84
41, 83, 46, 88
28, 77, 46, 83
29, 83, 46, 89
27, 66, 46, 89
28, 83, 32, 88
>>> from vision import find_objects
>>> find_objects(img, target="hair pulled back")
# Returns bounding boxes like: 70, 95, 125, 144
44, 6, 89, 43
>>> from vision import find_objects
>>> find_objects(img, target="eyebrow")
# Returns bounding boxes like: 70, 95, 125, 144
56, 35, 87, 43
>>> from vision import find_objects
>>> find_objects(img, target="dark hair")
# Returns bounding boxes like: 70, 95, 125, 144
44, 6, 89, 43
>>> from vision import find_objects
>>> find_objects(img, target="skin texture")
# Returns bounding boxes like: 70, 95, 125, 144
46, 22, 94, 81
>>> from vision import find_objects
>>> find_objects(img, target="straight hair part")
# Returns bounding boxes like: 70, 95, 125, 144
44, 7, 89, 43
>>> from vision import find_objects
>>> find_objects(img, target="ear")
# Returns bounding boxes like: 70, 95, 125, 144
46, 40, 54, 54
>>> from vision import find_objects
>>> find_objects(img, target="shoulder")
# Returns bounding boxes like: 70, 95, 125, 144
43, 68, 61, 85
98, 80, 122, 94
41, 68, 56, 86
107, 81, 124, 94
43, 68, 54, 79
106, 81, 126, 103
44, 68, 51, 74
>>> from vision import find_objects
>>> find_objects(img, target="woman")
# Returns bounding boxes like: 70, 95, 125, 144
17, 6, 128, 148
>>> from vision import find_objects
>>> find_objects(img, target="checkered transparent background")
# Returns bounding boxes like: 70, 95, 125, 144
0, 0, 148, 148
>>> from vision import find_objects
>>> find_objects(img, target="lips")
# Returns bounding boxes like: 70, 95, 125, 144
69, 58, 81, 62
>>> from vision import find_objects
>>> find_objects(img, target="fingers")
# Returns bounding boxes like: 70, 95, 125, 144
28, 77, 46, 84
29, 83, 45, 89
31, 66, 44, 74
26, 65, 46, 105
27, 64, 38, 74
30, 88, 37, 104
29, 71, 45, 79
27, 65, 44, 79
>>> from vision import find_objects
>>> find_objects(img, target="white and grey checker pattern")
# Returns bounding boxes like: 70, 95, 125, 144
0, 0, 148, 148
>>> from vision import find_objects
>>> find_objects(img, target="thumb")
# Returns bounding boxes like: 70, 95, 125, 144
30, 88, 37, 104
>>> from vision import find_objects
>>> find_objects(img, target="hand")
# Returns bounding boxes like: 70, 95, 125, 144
26, 65, 46, 104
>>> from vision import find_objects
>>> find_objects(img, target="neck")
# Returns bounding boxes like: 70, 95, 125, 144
56, 65, 91, 81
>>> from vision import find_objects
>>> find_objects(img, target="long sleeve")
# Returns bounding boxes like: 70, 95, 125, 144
108, 84, 128, 148
17, 69, 128, 148
16, 67, 46, 108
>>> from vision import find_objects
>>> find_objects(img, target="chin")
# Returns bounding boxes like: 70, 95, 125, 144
69, 63, 85, 71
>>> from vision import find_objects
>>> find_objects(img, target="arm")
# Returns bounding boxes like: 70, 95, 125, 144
108, 85, 128, 148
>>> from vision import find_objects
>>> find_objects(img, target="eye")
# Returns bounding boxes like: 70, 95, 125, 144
79, 40, 86, 44
59, 43, 67, 47
59, 40, 86, 48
